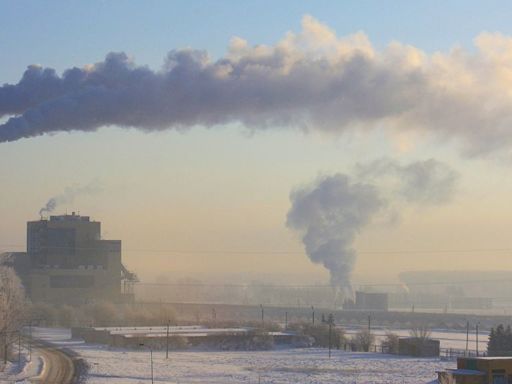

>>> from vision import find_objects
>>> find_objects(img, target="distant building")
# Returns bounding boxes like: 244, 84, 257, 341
398, 337, 440, 357
450, 297, 493, 311
344, 291, 389, 311
399, 270, 506, 309
72, 326, 297, 350
438, 357, 512, 384
0, 213, 137, 305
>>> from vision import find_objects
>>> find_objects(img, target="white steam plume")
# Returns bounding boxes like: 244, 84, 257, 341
2, 16, 512, 156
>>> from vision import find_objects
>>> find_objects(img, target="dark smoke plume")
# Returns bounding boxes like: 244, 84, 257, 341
2, 16, 512, 155
286, 159, 458, 295
287, 175, 382, 295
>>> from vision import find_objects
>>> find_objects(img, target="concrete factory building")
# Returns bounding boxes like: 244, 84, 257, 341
0, 213, 137, 305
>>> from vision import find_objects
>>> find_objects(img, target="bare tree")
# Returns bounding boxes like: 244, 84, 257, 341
409, 325, 432, 341
0, 267, 27, 362
352, 329, 375, 352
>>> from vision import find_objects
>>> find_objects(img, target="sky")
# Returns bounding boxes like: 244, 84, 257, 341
3, 1, 512, 285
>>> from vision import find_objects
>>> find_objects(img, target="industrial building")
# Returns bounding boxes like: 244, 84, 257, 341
344, 291, 389, 311
398, 337, 440, 357
0, 213, 137, 305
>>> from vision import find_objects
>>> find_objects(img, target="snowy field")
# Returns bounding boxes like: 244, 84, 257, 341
32, 328, 454, 384
74, 346, 452, 384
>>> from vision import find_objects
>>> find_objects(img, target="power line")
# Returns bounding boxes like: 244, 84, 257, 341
136, 277, 512, 288
2, 244, 512, 255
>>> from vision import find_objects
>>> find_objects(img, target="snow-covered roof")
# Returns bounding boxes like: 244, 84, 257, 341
91, 325, 296, 338
461, 356, 512, 360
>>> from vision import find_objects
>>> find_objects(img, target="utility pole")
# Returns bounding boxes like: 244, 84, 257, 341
3, 333, 6, 365
285, 311, 288, 330
18, 332, 21, 366
368, 315, 371, 333
476, 323, 480, 357
140, 342, 154, 384
212, 307, 217, 324
465, 321, 469, 356
166, 320, 170, 359
328, 313, 334, 359
150, 346, 154, 384
311, 306, 315, 325
29, 320, 32, 361
260, 304, 264, 326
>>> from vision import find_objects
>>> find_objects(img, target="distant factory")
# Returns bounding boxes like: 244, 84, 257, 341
344, 291, 389, 311
0, 213, 137, 305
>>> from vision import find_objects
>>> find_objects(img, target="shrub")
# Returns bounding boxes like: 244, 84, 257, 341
83, 302, 119, 326
351, 329, 375, 352
30, 303, 57, 327
288, 322, 346, 348
57, 305, 76, 327
382, 332, 399, 354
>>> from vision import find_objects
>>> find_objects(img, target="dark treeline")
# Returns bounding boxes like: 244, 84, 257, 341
488, 324, 512, 356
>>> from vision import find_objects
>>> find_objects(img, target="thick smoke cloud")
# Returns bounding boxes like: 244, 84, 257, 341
39, 181, 102, 217
2, 16, 512, 155
287, 175, 383, 294
286, 159, 458, 295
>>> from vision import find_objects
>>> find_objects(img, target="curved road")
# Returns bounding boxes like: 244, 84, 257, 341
30, 343, 75, 384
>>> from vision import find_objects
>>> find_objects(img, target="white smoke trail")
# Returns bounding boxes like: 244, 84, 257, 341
1, 16, 512, 156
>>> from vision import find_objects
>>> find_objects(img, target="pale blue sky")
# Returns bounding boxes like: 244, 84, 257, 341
2, 0, 512, 81
3, 1, 512, 282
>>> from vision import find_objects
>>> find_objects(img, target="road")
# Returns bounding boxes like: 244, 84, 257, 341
30, 343, 75, 384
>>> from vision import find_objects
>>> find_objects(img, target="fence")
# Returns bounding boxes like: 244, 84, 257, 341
340, 343, 486, 360
440, 348, 487, 360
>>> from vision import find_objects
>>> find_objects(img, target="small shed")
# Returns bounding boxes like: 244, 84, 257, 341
398, 337, 440, 357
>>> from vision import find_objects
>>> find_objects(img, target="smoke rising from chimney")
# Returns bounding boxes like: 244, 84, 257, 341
287, 174, 383, 296
2, 16, 512, 156
286, 159, 458, 295
39, 181, 102, 217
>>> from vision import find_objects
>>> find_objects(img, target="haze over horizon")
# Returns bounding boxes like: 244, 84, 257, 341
3, 1, 512, 287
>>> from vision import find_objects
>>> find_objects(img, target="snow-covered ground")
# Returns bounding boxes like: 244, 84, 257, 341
32, 328, 454, 384
80, 346, 453, 384
0, 347, 43, 383
74, 345, 453, 384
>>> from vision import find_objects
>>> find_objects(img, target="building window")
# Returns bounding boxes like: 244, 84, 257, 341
492, 370, 506, 384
